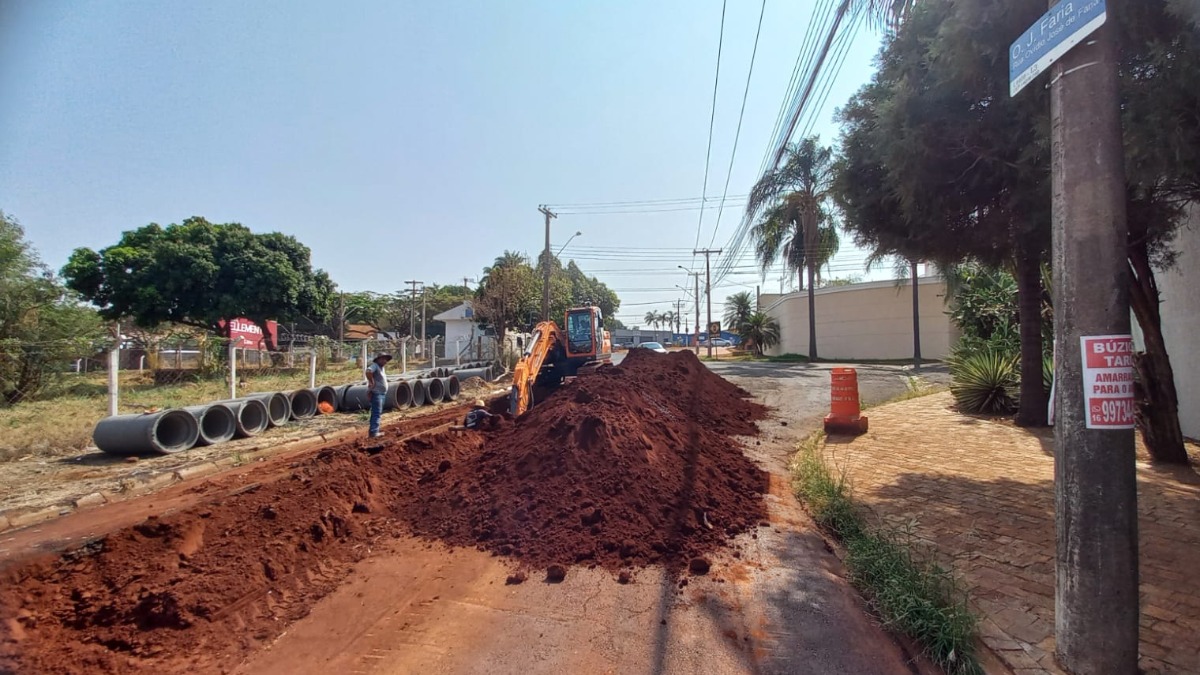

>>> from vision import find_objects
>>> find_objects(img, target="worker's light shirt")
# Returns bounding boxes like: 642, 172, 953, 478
366, 362, 387, 394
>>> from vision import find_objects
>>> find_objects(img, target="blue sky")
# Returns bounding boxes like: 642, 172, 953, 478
0, 0, 888, 327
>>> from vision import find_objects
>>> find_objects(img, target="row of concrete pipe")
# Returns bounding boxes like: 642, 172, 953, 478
92, 361, 498, 456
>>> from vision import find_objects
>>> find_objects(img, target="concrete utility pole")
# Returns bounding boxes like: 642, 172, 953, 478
405, 280, 421, 339
1049, 14, 1138, 674
694, 249, 721, 357
421, 286, 427, 351
679, 269, 702, 352
538, 205, 557, 321
911, 260, 922, 371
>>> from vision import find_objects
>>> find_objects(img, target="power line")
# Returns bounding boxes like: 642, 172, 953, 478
692, 0, 729, 252
545, 194, 749, 209
709, 0, 769, 249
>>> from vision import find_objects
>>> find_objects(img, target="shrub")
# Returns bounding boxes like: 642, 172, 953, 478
948, 350, 1019, 414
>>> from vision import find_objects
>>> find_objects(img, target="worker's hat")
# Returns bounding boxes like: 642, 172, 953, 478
376, 352, 393, 360
473, 399, 485, 408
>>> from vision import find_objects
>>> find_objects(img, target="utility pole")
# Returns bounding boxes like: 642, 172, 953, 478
1048, 12, 1137, 673
405, 279, 422, 342
421, 287, 427, 342
675, 299, 683, 335
694, 249, 721, 358
911, 260, 922, 371
538, 205, 557, 321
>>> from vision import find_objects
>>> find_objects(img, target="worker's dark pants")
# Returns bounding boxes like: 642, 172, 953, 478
369, 392, 385, 436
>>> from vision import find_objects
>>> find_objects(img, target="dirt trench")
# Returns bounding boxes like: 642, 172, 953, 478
0, 350, 769, 674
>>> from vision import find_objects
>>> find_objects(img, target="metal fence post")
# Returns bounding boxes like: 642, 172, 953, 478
360, 340, 368, 368
107, 327, 120, 417
456, 337, 462, 366
401, 339, 408, 374
431, 337, 438, 369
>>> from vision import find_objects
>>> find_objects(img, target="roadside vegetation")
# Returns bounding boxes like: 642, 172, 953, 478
791, 432, 981, 675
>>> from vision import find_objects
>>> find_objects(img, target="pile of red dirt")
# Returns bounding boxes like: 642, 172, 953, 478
396, 348, 770, 574
0, 408, 480, 675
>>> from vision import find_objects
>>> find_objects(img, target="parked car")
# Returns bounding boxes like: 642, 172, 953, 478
637, 341, 668, 354
711, 338, 732, 347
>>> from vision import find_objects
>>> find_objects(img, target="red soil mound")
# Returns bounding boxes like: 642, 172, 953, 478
398, 348, 770, 573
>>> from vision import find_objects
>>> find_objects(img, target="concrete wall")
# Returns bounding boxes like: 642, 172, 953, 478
761, 277, 957, 361
1155, 207, 1200, 439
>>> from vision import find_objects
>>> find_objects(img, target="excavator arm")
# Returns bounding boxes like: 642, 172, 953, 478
509, 321, 562, 417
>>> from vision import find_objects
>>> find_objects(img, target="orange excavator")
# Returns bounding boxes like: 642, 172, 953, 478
509, 305, 612, 416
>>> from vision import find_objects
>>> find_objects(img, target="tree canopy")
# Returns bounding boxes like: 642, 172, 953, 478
62, 217, 334, 349
1, 211, 106, 404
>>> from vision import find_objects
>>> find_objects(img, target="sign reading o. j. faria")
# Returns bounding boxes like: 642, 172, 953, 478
1010, 0, 1107, 96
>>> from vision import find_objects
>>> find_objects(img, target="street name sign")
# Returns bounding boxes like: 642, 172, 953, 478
1010, 0, 1107, 96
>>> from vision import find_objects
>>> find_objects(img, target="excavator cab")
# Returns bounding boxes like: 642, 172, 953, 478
565, 306, 607, 358
508, 305, 612, 416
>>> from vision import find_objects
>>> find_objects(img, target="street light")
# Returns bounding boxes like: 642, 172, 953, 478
556, 231, 582, 257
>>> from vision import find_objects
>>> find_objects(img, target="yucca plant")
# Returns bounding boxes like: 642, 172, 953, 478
949, 350, 1019, 415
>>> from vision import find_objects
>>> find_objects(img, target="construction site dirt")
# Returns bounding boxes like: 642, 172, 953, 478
0, 353, 936, 674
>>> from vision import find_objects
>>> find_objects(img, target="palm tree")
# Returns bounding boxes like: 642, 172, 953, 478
739, 312, 781, 357
747, 137, 837, 360
723, 291, 754, 334
661, 310, 675, 335
643, 310, 660, 330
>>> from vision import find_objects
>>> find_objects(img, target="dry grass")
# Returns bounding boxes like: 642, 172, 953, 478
0, 362, 376, 462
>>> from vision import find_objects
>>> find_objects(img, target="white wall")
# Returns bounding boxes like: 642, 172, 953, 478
443, 319, 477, 356
761, 277, 957, 361
1156, 207, 1200, 439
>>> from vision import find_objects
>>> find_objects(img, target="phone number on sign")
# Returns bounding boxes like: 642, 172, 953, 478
1091, 398, 1135, 426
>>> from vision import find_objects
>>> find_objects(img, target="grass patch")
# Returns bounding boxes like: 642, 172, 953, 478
791, 433, 981, 674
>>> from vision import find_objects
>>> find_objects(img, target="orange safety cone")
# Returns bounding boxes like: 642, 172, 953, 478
823, 367, 869, 434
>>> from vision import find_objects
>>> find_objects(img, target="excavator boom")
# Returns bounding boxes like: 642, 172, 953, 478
509, 321, 561, 416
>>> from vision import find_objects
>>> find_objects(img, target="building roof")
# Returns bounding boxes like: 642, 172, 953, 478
433, 302, 474, 322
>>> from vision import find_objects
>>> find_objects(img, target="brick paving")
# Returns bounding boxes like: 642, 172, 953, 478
823, 392, 1200, 674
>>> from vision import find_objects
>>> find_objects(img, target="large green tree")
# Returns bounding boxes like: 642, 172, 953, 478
833, 0, 1199, 459
474, 251, 539, 351
1, 212, 106, 405
747, 137, 839, 360
63, 217, 334, 349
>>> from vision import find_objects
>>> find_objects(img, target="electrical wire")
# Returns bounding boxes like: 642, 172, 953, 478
692, 0, 729, 253
708, 0, 768, 250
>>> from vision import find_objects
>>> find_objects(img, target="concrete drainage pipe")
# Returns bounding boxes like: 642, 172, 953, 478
410, 379, 427, 407
93, 409, 200, 456
439, 376, 460, 402
310, 385, 338, 413
229, 399, 269, 438
288, 389, 319, 420
228, 392, 291, 427
420, 378, 445, 405
183, 403, 237, 446
390, 380, 412, 409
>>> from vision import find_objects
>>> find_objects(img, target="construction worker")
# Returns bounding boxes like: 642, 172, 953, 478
365, 352, 392, 438
463, 399, 495, 430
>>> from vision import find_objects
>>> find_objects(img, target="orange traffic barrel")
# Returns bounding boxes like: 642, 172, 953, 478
824, 367, 868, 435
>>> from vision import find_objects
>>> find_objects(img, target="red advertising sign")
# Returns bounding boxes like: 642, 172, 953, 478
1080, 334, 1135, 429
220, 318, 278, 350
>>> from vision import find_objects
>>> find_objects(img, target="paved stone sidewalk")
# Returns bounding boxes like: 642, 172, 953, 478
823, 391, 1200, 674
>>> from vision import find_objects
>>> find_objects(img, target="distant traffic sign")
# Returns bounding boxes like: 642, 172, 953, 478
1010, 0, 1106, 96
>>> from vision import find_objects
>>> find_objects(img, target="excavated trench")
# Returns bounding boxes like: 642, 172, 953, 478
0, 350, 769, 674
